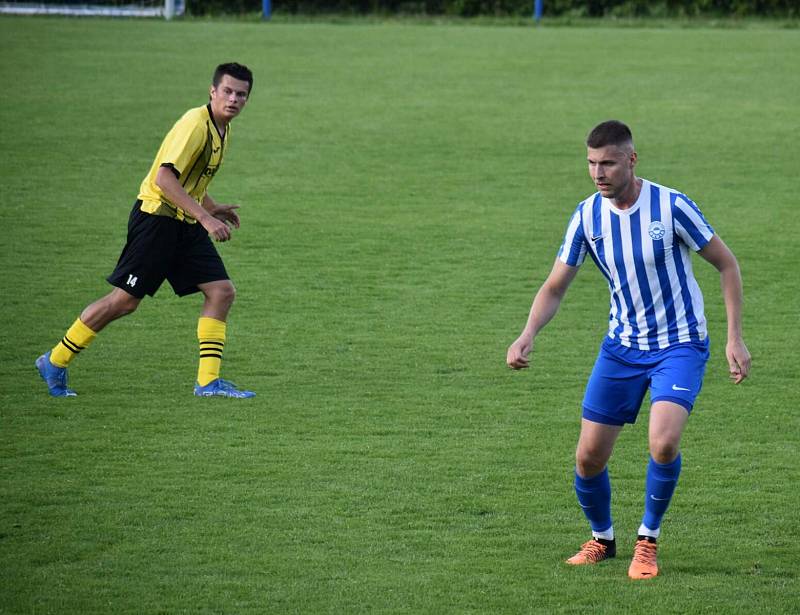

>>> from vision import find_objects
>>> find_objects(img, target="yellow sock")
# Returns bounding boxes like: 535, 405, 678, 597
50, 319, 97, 368
197, 317, 226, 386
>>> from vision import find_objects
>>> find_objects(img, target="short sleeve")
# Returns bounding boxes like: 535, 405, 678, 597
158, 113, 206, 177
557, 204, 588, 266
672, 194, 714, 252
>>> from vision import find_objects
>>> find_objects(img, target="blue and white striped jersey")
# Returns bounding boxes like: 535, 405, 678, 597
558, 179, 715, 350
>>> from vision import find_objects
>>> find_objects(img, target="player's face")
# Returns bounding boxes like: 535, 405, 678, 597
587, 144, 637, 200
209, 74, 250, 124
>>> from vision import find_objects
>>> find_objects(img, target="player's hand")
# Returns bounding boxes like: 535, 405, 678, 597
212, 204, 241, 229
726, 338, 751, 384
507, 334, 534, 370
201, 214, 232, 242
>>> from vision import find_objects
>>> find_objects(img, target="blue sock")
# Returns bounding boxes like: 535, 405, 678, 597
642, 454, 682, 534
574, 467, 612, 536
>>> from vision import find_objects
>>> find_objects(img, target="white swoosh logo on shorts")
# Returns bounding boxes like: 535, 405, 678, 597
672, 384, 691, 391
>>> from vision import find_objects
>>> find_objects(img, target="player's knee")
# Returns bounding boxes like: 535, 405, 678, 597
649, 439, 680, 464
575, 450, 606, 478
114, 295, 140, 317
223, 282, 236, 305
212, 281, 236, 308
576, 460, 605, 478
108, 290, 140, 317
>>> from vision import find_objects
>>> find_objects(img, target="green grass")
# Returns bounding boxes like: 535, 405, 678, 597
1, 15, 798, 614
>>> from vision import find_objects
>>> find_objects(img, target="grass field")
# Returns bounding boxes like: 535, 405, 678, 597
1, 15, 798, 614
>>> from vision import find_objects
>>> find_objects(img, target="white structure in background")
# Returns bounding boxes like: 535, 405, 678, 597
0, 0, 184, 18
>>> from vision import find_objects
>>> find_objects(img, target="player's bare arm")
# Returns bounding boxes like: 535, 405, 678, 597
202, 194, 241, 229
155, 166, 232, 242
507, 260, 579, 370
698, 235, 751, 384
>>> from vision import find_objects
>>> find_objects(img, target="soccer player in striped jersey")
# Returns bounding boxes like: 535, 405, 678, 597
506, 120, 751, 579
36, 63, 256, 399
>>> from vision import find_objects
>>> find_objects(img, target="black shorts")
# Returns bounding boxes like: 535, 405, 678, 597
107, 201, 229, 299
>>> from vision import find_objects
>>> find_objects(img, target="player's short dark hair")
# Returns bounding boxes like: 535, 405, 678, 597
586, 120, 634, 149
213, 62, 253, 94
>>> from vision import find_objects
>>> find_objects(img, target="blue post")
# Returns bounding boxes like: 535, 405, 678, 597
533, 0, 543, 23
262, 0, 271, 20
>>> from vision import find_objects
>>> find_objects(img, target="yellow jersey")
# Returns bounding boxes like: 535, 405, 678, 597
138, 104, 228, 223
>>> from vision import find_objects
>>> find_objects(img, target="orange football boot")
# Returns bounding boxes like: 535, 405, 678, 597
628, 538, 659, 579
566, 539, 616, 565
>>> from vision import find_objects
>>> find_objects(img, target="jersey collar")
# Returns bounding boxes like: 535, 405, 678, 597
604, 179, 648, 216
206, 103, 226, 140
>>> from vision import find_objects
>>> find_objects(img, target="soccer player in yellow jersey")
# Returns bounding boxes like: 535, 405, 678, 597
36, 63, 256, 398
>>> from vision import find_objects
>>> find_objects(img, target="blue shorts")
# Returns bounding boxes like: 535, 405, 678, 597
582, 336, 710, 426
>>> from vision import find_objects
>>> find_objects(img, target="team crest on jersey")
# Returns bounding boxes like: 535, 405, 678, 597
648, 221, 666, 241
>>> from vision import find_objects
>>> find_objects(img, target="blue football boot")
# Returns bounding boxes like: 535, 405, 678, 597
36, 351, 77, 397
194, 378, 255, 399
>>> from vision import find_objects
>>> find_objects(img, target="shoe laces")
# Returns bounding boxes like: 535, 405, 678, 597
216, 379, 252, 397
577, 540, 607, 562
632, 540, 657, 565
